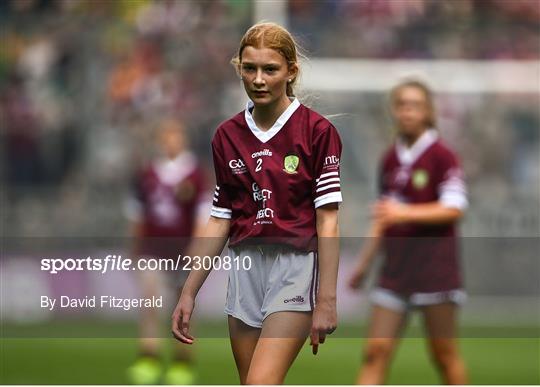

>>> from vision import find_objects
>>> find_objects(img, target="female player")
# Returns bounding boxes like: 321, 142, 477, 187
172, 22, 342, 384
348, 79, 469, 384
126, 119, 208, 384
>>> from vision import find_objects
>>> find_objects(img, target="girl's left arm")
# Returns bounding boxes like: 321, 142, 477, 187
316, 203, 340, 302
373, 199, 463, 226
310, 203, 340, 355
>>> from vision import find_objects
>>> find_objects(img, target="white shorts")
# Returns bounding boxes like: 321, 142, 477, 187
225, 245, 318, 328
370, 287, 467, 313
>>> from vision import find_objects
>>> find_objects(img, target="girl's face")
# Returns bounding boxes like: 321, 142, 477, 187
239, 46, 296, 107
158, 126, 185, 159
392, 86, 431, 137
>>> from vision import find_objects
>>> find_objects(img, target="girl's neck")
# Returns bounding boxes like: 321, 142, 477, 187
401, 127, 428, 147
252, 95, 292, 131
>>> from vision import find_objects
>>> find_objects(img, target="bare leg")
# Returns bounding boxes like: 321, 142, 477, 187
245, 311, 312, 385
138, 269, 162, 355
127, 269, 164, 384
422, 303, 468, 384
228, 316, 261, 385
356, 305, 408, 385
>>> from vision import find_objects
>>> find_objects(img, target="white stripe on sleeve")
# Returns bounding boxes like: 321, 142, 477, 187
440, 192, 468, 210
439, 176, 467, 210
316, 183, 341, 193
316, 171, 339, 182
210, 206, 232, 219
314, 191, 343, 208
316, 177, 340, 186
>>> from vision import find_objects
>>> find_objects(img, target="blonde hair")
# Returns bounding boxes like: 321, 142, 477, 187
389, 78, 437, 128
158, 117, 185, 136
231, 22, 301, 97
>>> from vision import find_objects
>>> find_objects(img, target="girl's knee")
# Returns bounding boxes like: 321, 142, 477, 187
363, 339, 395, 365
245, 368, 282, 385
429, 340, 460, 369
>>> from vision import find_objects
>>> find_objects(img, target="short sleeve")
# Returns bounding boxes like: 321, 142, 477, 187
210, 138, 232, 219
437, 150, 468, 210
312, 124, 343, 208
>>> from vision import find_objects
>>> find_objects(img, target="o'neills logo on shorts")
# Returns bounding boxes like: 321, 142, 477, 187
284, 295, 305, 304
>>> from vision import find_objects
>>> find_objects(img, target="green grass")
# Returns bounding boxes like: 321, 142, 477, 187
1, 336, 538, 384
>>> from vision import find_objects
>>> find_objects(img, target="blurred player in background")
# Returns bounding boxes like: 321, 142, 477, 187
171, 22, 341, 384
348, 79, 469, 384
125, 118, 209, 384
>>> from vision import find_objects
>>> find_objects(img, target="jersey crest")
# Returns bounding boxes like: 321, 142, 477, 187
283, 154, 299, 174
412, 168, 429, 190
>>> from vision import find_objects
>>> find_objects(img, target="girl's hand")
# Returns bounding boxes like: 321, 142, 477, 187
171, 292, 195, 344
309, 297, 337, 355
372, 199, 408, 227
348, 263, 369, 290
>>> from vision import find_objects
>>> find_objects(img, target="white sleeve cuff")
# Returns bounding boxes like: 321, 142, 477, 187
314, 191, 342, 209
210, 206, 232, 219
440, 192, 468, 211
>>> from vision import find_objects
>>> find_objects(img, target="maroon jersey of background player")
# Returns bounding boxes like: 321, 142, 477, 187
210, 98, 342, 252
127, 151, 208, 255
379, 129, 468, 295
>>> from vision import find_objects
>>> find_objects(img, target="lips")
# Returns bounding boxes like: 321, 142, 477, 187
253, 91, 269, 96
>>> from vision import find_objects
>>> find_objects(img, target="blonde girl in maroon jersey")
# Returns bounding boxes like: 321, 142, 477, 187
349, 79, 469, 384
171, 22, 341, 384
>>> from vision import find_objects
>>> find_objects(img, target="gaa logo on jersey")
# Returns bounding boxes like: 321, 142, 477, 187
394, 167, 410, 187
412, 169, 429, 190
228, 158, 247, 175
283, 154, 299, 174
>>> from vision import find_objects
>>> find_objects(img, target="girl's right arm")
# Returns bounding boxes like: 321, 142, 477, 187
172, 215, 230, 343
348, 220, 383, 290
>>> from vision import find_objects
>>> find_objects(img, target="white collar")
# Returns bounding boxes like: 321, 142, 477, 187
155, 151, 196, 185
244, 98, 301, 143
395, 129, 438, 166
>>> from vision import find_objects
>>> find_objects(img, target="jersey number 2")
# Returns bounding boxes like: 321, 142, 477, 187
255, 158, 262, 172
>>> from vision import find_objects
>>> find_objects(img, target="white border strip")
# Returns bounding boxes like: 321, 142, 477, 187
303, 59, 540, 93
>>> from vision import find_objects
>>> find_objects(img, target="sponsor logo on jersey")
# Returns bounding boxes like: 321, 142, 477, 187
252, 182, 274, 224
284, 295, 305, 304
283, 154, 299, 174
228, 158, 247, 174
252, 182, 272, 202
251, 149, 273, 158
412, 169, 429, 189
256, 208, 274, 220
323, 155, 340, 170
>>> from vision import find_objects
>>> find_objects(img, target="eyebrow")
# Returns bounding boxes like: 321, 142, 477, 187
241, 61, 282, 67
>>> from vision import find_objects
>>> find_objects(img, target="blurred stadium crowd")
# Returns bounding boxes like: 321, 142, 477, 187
290, 0, 539, 58
1, 0, 539, 238
1, 0, 251, 236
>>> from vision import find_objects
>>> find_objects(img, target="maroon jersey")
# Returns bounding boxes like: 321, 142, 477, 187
378, 130, 467, 294
210, 98, 342, 252
126, 152, 209, 255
